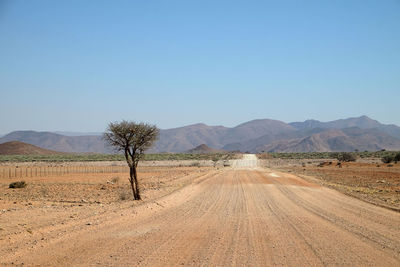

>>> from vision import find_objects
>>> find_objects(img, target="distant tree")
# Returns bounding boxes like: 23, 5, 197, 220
335, 152, 357, 162
104, 121, 159, 200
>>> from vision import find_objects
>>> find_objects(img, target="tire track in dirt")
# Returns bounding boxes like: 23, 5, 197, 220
2, 168, 400, 266
284, 185, 400, 252
0, 170, 222, 265
260, 171, 400, 256
256, 170, 400, 265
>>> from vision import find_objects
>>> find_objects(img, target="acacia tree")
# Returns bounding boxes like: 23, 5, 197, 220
104, 121, 159, 200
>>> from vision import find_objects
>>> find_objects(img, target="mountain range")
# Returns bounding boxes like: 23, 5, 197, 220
1, 116, 400, 153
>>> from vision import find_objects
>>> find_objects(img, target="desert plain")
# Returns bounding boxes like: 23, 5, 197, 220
0, 155, 399, 266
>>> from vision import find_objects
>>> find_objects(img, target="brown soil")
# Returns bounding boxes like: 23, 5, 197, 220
279, 161, 400, 211
1, 166, 399, 266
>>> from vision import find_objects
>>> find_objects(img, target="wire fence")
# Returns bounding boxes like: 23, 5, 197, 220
0, 166, 130, 179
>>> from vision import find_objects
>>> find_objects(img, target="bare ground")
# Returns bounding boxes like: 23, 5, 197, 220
1, 165, 400, 266
276, 161, 400, 211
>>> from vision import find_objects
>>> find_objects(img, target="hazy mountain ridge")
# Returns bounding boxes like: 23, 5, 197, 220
290, 115, 400, 139
149, 123, 229, 153
0, 131, 112, 153
257, 128, 400, 153
1, 116, 400, 153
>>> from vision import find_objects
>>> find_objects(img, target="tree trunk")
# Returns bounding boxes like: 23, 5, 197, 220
124, 149, 141, 200
129, 166, 138, 200
132, 166, 141, 200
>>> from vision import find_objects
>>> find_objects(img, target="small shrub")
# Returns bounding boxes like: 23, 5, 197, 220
119, 191, 128, 201
9, 181, 27, 189
223, 161, 231, 167
336, 152, 357, 162
111, 177, 120, 183
190, 162, 200, 167
381, 155, 394, 164
394, 152, 400, 162
257, 153, 272, 159
329, 152, 339, 159
40, 187, 48, 196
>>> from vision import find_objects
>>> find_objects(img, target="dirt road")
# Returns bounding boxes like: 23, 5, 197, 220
230, 153, 259, 168
2, 162, 400, 265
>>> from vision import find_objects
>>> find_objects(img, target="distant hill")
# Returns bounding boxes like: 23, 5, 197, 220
0, 131, 111, 153
53, 131, 103, 136
0, 141, 64, 155
149, 119, 296, 153
185, 144, 224, 154
1, 116, 400, 153
220, 119, 296, 145
290, 116, 400, 139
256, 128, 400, 153
151, 123, 229, 153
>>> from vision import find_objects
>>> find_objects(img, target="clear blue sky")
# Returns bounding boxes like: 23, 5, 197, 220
1, 0, 399, 133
